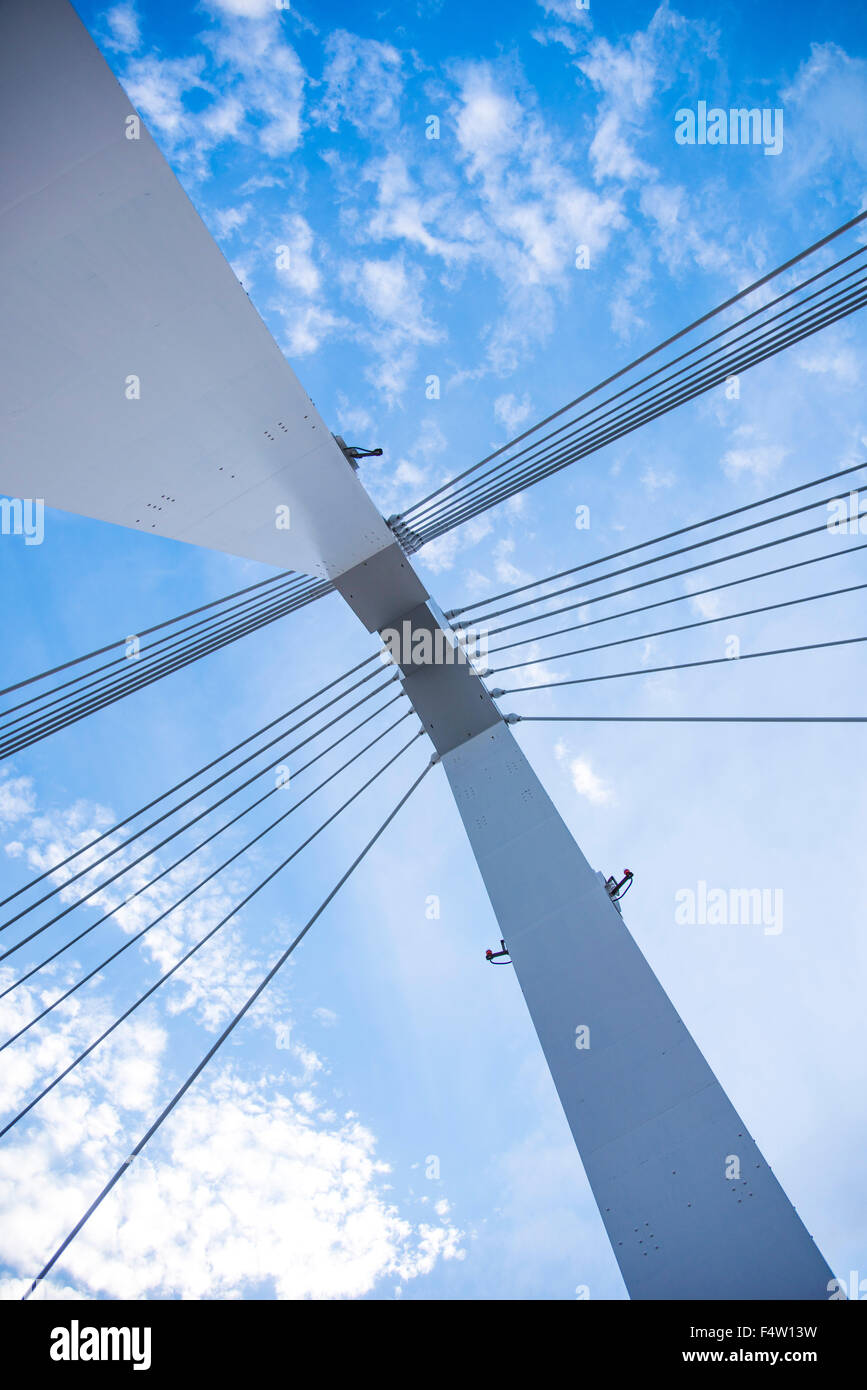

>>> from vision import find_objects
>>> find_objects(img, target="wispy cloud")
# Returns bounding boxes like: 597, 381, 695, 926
0, 780, 464, 1299
554, 741, 616, 805
494, 393, 533, 435
317, 32, 405, 136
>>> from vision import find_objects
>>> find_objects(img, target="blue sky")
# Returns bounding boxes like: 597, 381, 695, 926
1, 0, 866, 1299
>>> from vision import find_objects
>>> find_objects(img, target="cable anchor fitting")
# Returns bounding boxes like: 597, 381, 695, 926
485, 939, 512, 966
333, 434, 383, 470
386, 514, 425, 554
605, 869, 634, 903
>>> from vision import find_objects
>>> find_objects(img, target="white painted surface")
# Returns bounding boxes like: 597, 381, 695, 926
443, 722, 834, 1298
0, 0, 394, 579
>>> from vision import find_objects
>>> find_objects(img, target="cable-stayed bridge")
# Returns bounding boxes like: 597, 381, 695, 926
1, 0, 864, 1301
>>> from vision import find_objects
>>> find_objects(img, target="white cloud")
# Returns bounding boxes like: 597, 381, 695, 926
123, 54, 211, 144
721, 444, 787, 481
0, 1060, 464, 1299
318, 32, 404, 135
274, 213, 321, 295
0, 775, 35, 826
0, 789, 289, 1041
296, 47, 626, 392
282, 303, 347, 358
609, 237, 654, 339
494, 393, 533, 435
532, 0, 592, 55
795, 341, 861, 387
567, 756, 615, 805
0, 785, 464, 1300
205, 0, 280, 16
438, 60, 624, 374
363, 416, 449, 518
492, 537, 530, 586
418, 516, 493, 575
340, 255, 444, 403
640, 465, 675, 491
259, 214, 352, 357
507, 661, 564, 688
103, 2, 141, 54
213, 203, 252, 239
496, 640, 565, 689
116, 9, 307, 175
201, 94, 246, 144
571, 7, 766, 311
361, 155, 469, 265
688, 591, 724, 620
576, 5, 702, 185
345, 258, 440, 344
453, 62, 622, 268
639, 179, 762, 289
463, 568, 494, 596
554, 743, 615, 805
335, 394, 374, 438
207, 21, 306, 157
780, 43, 867, 196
